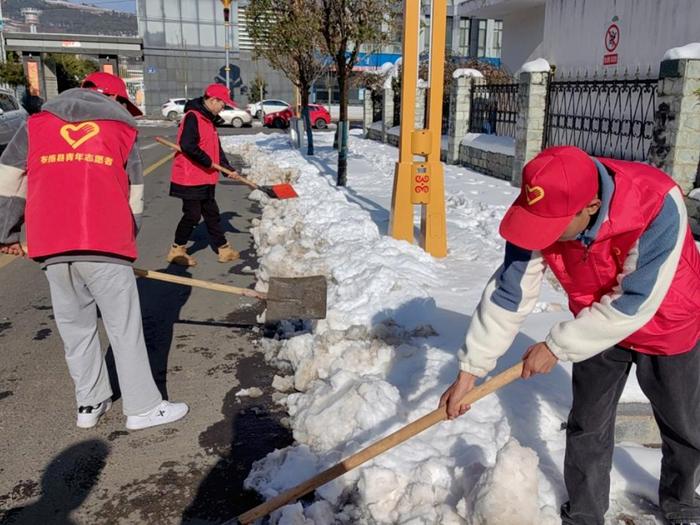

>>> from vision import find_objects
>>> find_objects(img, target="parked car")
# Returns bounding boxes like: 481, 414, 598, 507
161, 98, 186, 121
307, 104, 331, 129
246, 99, 290, 119
263, 104, 331, 129
0, 90, 27, 155
218, 106, 253, 128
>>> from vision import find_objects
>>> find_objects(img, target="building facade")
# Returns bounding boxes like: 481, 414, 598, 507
458, 0, 700, 76
136, 0, 294, 116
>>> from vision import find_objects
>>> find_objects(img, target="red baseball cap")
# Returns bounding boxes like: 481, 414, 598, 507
499, 146, 599, 250
204, 83, 236, 108
81, 71, 142, 116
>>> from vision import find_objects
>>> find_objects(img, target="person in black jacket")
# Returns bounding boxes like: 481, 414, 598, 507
167, 84, 240, 266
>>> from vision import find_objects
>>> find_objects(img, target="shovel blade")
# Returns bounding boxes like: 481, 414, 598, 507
271, 183, 298, 199
265, 275, 327, 321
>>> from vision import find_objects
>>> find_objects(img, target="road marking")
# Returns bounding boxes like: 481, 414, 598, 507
140, 142, 161, 151
143, 152, 175, 177
0, 254, 17, 270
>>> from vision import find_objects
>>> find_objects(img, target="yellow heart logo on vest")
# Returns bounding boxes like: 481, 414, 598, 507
60, 122, 101, 150
525, 184, 545, 205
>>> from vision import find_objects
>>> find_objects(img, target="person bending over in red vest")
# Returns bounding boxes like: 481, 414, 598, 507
439, 146, 700, 525
0, 72, 189, 431
166, 83, 243, 266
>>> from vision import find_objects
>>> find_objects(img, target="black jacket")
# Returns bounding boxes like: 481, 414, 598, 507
170, 97, 234, 200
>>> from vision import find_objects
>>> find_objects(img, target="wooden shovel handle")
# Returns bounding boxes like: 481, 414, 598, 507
237, 362, 524, 524
133, 268, 266, 300
154, 136, 259, 190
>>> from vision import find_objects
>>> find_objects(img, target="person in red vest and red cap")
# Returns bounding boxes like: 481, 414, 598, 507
0, 71, 189, 431
166, 83, 242, 266
439, 146, 700, 525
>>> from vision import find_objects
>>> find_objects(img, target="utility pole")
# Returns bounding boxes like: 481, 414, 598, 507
0, 0, 6, 64
220, 0, 232, 94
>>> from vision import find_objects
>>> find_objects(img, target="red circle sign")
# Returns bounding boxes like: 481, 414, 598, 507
605, 23, 620, 52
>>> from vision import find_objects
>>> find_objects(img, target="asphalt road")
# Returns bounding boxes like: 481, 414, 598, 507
0, 123, 293, 524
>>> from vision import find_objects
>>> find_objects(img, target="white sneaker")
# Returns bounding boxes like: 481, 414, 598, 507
125, 400, 189, 430
76, 399, 112, 428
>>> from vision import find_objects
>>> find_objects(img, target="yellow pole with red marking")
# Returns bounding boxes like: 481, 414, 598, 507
389, 0, 447, 258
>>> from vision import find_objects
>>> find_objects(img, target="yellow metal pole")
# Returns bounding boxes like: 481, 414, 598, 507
420, 0, 447, 257
389, 0, 420, 243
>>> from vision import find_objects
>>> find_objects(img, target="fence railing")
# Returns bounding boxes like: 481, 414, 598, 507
469, 82, 519, 137
393, 89, 401, 127
543, 75, 657, 161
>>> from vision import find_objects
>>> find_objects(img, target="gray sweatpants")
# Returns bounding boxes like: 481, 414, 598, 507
45, 262, 162, 416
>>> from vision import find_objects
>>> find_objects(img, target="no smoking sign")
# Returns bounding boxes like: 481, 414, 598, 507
603, 23, 620, 65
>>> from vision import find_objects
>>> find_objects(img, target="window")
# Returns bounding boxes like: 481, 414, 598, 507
145, 0, 163, 19
492, 20, 503, 58
198, 0, 216, 22
445, 16, 453, 54
477, 19, 487, 57
181, 0, 198, 21
165, 21, 183, 46
458, 17, 470, 56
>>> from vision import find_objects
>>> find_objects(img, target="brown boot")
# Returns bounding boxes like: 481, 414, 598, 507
166, 244, 197, 267
217, 243, 240, 263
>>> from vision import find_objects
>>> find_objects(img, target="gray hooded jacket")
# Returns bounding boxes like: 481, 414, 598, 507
0, 88, 144, 267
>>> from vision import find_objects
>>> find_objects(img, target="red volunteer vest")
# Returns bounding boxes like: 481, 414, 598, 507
26, 112, 138, 260
170, 110, 220, 186
542, 159, 700, 356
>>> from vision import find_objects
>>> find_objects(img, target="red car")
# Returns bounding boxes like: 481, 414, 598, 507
263, 104, 331, 129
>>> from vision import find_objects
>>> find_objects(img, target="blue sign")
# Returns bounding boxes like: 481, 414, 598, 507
146, 65, 157, 74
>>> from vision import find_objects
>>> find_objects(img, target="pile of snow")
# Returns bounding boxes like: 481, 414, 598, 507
453, 68, 485, 80
220, 131, 663, 523
463, 439, 559, 525
516, 58, 551, 75
663, 42, 700, 61
461, 133, 516, 156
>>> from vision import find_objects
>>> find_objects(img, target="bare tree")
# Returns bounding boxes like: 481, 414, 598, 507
247, 0, 327, 155
318, 0, 397, 185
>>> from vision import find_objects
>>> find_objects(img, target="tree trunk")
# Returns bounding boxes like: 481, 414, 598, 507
336, 63, 348, 186
300, 84, 314, 156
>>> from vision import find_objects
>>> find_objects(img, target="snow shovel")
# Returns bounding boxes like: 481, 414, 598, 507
155, 137, 299, 199
233, 362, 524, 524
132, 268, 326, 322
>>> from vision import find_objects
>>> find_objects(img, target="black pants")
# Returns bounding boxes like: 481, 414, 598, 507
561, 343, 700, 524
173, 198, 226, 250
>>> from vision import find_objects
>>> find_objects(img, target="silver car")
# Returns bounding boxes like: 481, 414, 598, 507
0, 90, 27, 155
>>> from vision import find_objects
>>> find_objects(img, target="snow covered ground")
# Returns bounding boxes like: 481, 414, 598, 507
220, 131, 667, 524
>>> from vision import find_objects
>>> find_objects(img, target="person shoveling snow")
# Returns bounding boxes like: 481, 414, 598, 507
440, 146, 700, 525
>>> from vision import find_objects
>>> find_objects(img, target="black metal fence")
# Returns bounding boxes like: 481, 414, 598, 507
469, 83, 519, 137
442, 94, 451, 135
393, 89, 401, 127
543, 74, 657, 161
